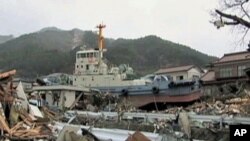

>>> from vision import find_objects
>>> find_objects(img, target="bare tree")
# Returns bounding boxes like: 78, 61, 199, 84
211, 0, 250, 47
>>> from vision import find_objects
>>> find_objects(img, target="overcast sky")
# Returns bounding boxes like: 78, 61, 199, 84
0, 0, 248, 57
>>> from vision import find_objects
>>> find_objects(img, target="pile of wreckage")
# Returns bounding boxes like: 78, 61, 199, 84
0, 69, 249, 141
0, 70, 160, 141
165, 94, 250, 116
61, 109, 232, 141
0, 70, 55, 140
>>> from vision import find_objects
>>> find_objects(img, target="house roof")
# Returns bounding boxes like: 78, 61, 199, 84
155, 65, 195, 74
215, 51, 250, 64
201, 70, 215, 82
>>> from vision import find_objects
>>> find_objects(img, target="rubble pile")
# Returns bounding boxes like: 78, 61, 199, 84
1, 115, 53, 139
0, 70, 54, 140
186, 96, 250, 116
164, 107, 183, 114
163, 95, 250, 116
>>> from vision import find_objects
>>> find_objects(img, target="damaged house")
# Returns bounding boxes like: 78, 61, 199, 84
155, 65, 204, 81
32, 85, 89, 110
201, 51, 250, 95
32, 73, 91, 110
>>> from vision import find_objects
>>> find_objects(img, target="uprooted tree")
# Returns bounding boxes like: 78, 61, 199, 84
211, 0, 250, 47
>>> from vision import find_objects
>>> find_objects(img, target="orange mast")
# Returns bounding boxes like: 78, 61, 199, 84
96, 24, 106, 51
96, 24, 106, 64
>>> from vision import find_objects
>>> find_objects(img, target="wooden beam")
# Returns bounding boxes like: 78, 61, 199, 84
69, 93, 83, 110
0, 70, 16, 80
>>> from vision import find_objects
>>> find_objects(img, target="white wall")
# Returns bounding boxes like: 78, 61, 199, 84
187, 68, 202, 80
163, 72, 187, 81
46, 93, 54, 107
45, 90, 76, 109
60, 90, 75, 108
161, 67, 202, 81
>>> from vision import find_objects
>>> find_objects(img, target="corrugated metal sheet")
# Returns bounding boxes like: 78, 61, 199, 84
55, 122, 163, 141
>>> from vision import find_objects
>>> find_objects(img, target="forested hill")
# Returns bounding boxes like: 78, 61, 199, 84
105, 35, 216, 75
0, 28, 216, 78
0, 35, 14, 44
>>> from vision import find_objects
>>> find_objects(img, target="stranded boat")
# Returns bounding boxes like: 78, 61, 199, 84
36, 24, 201, 107
71, 24, 202, 107
72, 24, 169, 95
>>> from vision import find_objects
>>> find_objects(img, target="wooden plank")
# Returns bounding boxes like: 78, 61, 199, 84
0, 102, 5, 117
0, 114, 11, 134
13, 131, 26, 137
0, 70, 16, 79
10, 121, 23, 133
69, 93, 83, 110
19, 110, 35, 122
20, 129, 40, 137
23, 118, 33, 126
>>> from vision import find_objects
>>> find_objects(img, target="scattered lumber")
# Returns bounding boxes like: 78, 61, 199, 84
0, 70, 54, 140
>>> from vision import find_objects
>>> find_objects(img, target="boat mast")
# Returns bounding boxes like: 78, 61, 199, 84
96, 24, 106, 64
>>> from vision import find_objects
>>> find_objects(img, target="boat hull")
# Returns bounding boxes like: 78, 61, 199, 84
126, 90, 202, 107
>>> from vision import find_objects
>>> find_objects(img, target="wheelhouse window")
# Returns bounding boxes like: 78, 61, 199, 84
78, 52, 98, 58
238, 65, 246, 77
220, 68, 232, 78
89, 53, 94, 58
78, 53, 86, 58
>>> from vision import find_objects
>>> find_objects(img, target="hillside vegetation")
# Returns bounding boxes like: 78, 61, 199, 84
0, 28, 216, 78
0, 35, 14, 44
